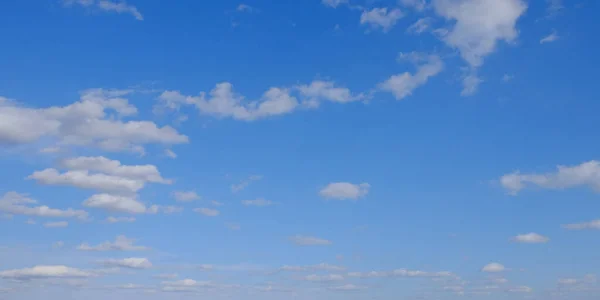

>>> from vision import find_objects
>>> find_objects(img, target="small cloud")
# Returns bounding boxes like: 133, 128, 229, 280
360, 8, 404, 32
44, 221, 68, 228
77, 235, 149, 252
225, 223, 241, 230
241, 198, 274, 207
231, 175, 263, 193
194, 208, 220, 217
237, 4, 257, 13
502, 74, 514, 82
319, 182, 370, 200
482, 263, 505, 273
172, 191, 200, 202
512, 233, 550, 244
321, 0, 348, 8
540, 31, 559, 44
563, 219, 600, 230
211, 200, 224, 207
164, 149, 177, 159
100, 257, 152, 269
105, 216, 136, 223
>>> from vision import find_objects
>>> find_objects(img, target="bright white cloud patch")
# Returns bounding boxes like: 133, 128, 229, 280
289, 235, 332, 246
512, 233, 550, 244
60, 156, 171, 184
0, 265, 92, 279
78, 235, 149, 251
296, 81, 361, 107
101, 257, 152, 269
360, 8, 404, 32
0, 89, 187, 152
83, 194, 147, 214
319, 182, 370, 200
105, 216, 136, 223
482, 263, 505, 273
379, 52, 444, 100
500, 160, 600, 195
0, 191, 88, 220
28, 169, 145, 194
407, 17, 433, 34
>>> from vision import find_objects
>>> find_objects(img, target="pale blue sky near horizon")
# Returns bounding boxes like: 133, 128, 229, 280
1, 0, 599, 299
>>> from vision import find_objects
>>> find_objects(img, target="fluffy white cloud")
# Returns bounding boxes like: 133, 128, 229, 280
289, 235, 332, 246
193, 208, 220, 217
44, 221, 69, 228
360, 8, 404, 32
78, 235, 149, 251
231, 175, 263, 192
321, 0, 348, 8
541, 31, 559, 44
432, 0, 527, 94
83, 194, 147, 214
296, 81, 361, 107
0, 265, 92, 279
512, 233, 550, 244
500, 160, 600, 195
172, 191, 200, 202
241, 198, 274, 207
482, 263, 505, 273
0, 89, 187, 152
60, 156, 171, 184
407, 17, 433, 34
28, 169, 145, 195
63, 0, 143, 20
0, 191, 88, 220
563, 220, 600, 230
400, 0, 427, 11
379, 52, 444, 100
319, 182, 370, 200
101, 258, 152, 269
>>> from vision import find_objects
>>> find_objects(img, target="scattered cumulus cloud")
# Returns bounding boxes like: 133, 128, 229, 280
172, 191, 200, 202
541, 31, 559, 44
379, 52, 444, 100
231, 175, 262, 192
101, 257, 152, 269
0, 265, 92, 279
194, 207, 220, 217
0, 191, 88, 220
482, 263, 505, 273
63, 0, 143, 21
44, 221, 69, 228
407, 17, 433, 34
241, 198, 275, 207
360, 8, 404, 32
563, 219, 600, 230
512, 233, 550, 244
500, 160, 600, 195
77, 235, 149, 251
321, 0, 348, 8
105, 216, 136, 223
400, 0, 427, 11
319, 182, 370, 200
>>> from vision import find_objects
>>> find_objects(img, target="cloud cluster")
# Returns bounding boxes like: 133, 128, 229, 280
78, 235, 149, 251
63, 0, 143, 21
0, 192, 88, 220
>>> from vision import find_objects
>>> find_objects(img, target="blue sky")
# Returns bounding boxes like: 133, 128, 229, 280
1, 0, 599, 299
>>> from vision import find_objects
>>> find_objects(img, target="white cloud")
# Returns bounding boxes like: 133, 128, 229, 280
432, 0, 527, 68
0, 89, 187, 152
502, 74, 514, 82
319, 182, 370, 200
211, 200, 224, 207
0, 265, 92, 279
101, 258, 152, 269
432, 0, 527, 94
0, 191, 88, 220
105, 216, 136, 223
400, 0, 427, 11
379, 53, 444, 100
321, 0, 348, 8
83, 194, 147, 214
304, 274, 344, 282
164, 149, 177, 158
407, 17, 433, 34
482, 263, 505, 273
500, 160, 600, 195
237, 4, 256, 13
194, 208, 220, 217
360, 8, 404, 32
296, 81, 362, 107
77, 235, 149, 251
563, 220, 600, 230
28, 169, 145, 195
231, 175, 262, 192
60, 156, 171, 184
172, 191, 200, 202
241, 198, 275, 207
64, 0, 143, 20
154, 273, 178, 279
348, 269, 455, 278
541, 31, 559, 44
512, 233, 550, 244
289, 235, 332, 246
44, 221, 69, 228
